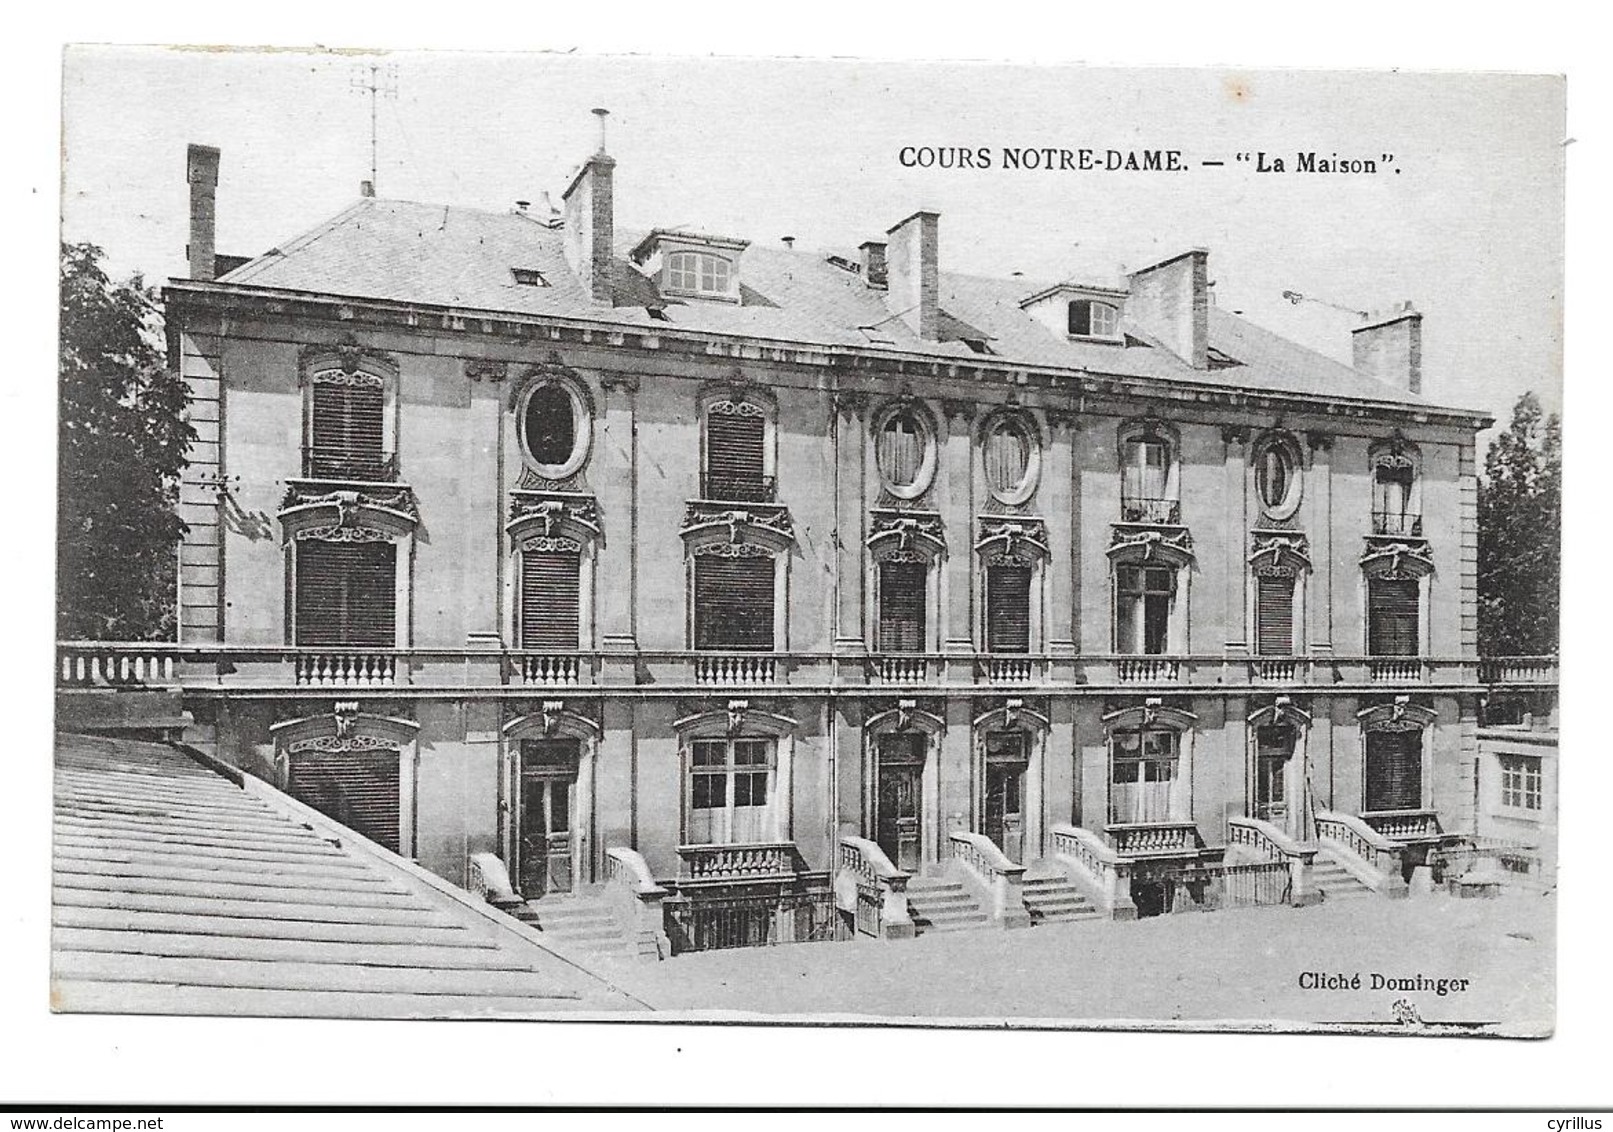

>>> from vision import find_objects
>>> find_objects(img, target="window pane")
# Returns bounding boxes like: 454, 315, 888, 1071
295, 539, 396, 648
692, 740, 726, 767
733, 739, 770, 766
1143, 591, 1171, 654
878, 560, 927, 652
1068, 301, 1092, 336
1091, 303, 1118, 337
984, 421, 1030, 494
523, 384, 575, 466
877, 409, 925, 487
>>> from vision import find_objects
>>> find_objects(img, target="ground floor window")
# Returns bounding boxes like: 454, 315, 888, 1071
1364, 728, 1422, 812
286, 747, 400, 852
1109, 725, 1185, 824
687, 737, 775, 844
1499, 753, 1543, 811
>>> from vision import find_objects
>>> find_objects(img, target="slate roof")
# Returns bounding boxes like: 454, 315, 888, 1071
51, 732, 646, 1018
216, 198, 1454, 412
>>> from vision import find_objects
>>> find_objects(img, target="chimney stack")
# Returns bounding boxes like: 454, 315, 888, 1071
1126, 249, 1210, 369
884, 211, 939, 340
562, 110, 616, 304
360, 179, 375, 198
186, 143, 221, 282
1352, 303, 1423, 394
859, 240, 888, 288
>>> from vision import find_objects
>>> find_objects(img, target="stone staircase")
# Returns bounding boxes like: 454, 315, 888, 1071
1310, 856, 1377, 901
905, 876, 990, 935
520, 895, 641, 960
1020, 873, 1102, 924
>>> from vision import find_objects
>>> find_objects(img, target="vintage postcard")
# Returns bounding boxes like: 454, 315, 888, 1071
54, 47, 1563, 1035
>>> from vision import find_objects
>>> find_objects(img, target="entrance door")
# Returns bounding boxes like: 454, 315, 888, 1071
875, 733, 924, 872
517, 739, 579, 898
1365, 729, 1422, 812
1254, 724, 1295, 823
983, 733, 1027, 863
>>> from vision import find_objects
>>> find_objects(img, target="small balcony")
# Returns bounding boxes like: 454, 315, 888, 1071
693, 652, 779, 686
1368, 656, 1425, 683
1120, 496, 1181, 525
866, 654, 933, 684
1249, 656, 1309, 684
303, 447, 400, 483
1372, 510, 1422, 537
700, 472, 777, 504
975, 654, 1039, 684
677, 842, 802, 883
1116, 655, 1182, 683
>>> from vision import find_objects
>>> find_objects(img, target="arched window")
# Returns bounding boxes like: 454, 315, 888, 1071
874, 401, 938, 499
1069, 299, 1120, 339
980, 411, 1041, 505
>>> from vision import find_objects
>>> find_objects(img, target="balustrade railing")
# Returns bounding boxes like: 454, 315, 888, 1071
1315, 809, 1406, 883
694, 653, 778, 686
1108, 822, 1199, 855
604, 847, 672, 960
58, 645, 177, 687
466, 851, 526, 913
1250, 657, 1306, 683
1368, 657, 1424, 683
294, 651, 397, 687
1225, 816, 1318, 906
513, 652, 583, 686
678, 841, 797, 881
836, 836, 914, 939
1478, 657, 1559, 685
867, 654, 930, 684
947, 831, 1029, 927
1361, 809, 1443, 841
1048, 823, 1135, 919
1372, 510, 1422, 537
1117, 656, 1181, 683
975, 655, 1036, 683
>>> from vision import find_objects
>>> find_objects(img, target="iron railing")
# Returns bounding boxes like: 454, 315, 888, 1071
663, 888, 844, 954
1372, 510, 1422, 537
700, 473, 777, 503
1120, 496, 1181, 525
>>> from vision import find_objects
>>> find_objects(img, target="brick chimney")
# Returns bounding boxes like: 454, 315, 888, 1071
1352, 303, 1423, 394
884, 211, 939, 340
859, 240, 888, 289
562, 109, 616, 304
1127, 249, 1210, 369
186, 143, 221, 282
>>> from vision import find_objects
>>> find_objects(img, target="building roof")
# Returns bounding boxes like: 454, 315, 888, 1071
215, 198, 1455, 413
51, 732, 646, 1018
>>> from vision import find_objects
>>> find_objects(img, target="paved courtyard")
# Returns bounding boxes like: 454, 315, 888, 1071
598, 892, 1554, 1033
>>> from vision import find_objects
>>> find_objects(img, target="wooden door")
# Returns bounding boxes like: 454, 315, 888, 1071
517, 740, 579, 898
984, 761, 1025, 863
1254, 725, 1294, 823
876, 734, 923, 872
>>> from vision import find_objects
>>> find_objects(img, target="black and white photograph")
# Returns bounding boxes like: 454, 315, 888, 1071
45, 40, 1569, 1060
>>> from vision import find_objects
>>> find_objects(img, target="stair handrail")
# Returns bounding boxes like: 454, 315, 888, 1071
835, 836, 915, 939
1315, 809, 1406, 880
604, 847, 672, 960
467, 851, 526, 914
1226, 817, 1318, 906
947, 832, 1029, 928
1048, 822, 1137, 920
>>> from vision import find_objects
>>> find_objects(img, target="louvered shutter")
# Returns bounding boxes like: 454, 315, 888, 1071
986, 563, 1032, 653
520, 550, 580, 650
878, 561, 926, 652
1368, 578, 1420, 656
310, 381, 386, 479
694, 555, 775, 650
294, 540, 396, 648
1365, 730, 1422, 812
287, 749, 400, 852
705, 412, 767, 501
1256, 574, 1295, 655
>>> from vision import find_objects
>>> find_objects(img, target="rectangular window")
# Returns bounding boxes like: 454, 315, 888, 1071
1121, 439, 1176, 522
877, 560, 927, 653
693, 554, 775, 651
519, 550, 580, 651
287, 748, 400, 852
294, 539, 396, 648
1367, 577, 1420, 656
1364, 729, 1422, 812
309, 380, 387, 480
1115, 564, 1173, 654
704, 410, 770, 501
1109, 727, 1182, 824
1255, 573, 1295, 655
985, 563, 1032, 653
686, 737, 775, 844
1373, 464, 1418, 535
1499, 754, 1543, 811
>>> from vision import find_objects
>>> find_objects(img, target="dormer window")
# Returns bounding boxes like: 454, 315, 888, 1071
667, 251, 732, 296
1069, 299, 1120, 339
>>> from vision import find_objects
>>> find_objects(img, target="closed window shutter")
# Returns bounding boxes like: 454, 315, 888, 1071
520, 550, 580, 650
694, 555, 774, 650
878, 561, 926, 652
287, 749, 400, 852
1368, 577, 1420, 656
1365, 730, 1421, 811
705, 412, 766, 500
1256, 574, 1295, 655
294, 540, 396, 648
986, 563, 1032, 653
310, 382, 386, 478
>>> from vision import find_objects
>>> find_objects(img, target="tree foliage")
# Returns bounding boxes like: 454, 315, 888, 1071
58, 241, 194, 640
1477, 391, 1561, 656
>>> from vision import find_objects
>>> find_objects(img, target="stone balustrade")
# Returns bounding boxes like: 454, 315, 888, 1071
294, 652, 398, 687
1117, 656, 1182, 683
1108, 822, 1199, 855
693, 653, 778, 686
1249, 657, 1308, 684
835, 836, 914, 939
58, 645, 177, 687
1225, 816, 1319, 906
677, 841, 797, 881
1315, 809, 1409, 895
1478, 656, 1559, 684
866, 654, 931, 684
975, 655, 1038, 683
604, 846, 672, 960
1368, 657, 1425, 684
1048, 822, 1137, 920
513, 652, 584, 686
947, 832, 1030, 928
466, 851, 527, 914
1361, 809, 1443, 841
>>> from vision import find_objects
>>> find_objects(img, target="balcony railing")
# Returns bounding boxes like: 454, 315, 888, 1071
1120, 497, 1181, 525
1249, 657, 1308, 684
1116, 656, 1182, 683
699, 473, 777, 504
509, 651, 590, 687
1478, 656, 1559, 684
693, 653, 778, 686
1107, 822, 1201, 856
1371, 510, 1422, 537
677, 842, 799, 882
303, 447, 399, 483
294, 651, 397, 687
1368, 657, 1425, 683
866, 654, 931, 684
975, 655, 1037, 683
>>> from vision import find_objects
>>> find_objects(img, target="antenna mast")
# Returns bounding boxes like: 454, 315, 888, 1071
350, 62, 399, 192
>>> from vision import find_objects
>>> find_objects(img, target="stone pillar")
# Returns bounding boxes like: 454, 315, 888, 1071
596, 374, 638, 680
834, 698, 865, 841
596, 698, 637, 859
1306, 431, 1335, 656
833, 392, 869, 652
1222, 425, 1250, 657
940, 399, 976, 655
1046, 695, 1079, 843
940, 696, 974, 861
1045, 411, 1078, 658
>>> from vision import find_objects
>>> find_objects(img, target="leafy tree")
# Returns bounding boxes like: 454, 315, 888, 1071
58, 242, 193, 640
1477, 391, 1561, 656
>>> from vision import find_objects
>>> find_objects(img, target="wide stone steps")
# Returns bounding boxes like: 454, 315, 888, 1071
1310, 861, 1377, 900
905, 878, 990, 934
1020, 875, 1101, 923
524, 897, 638, 958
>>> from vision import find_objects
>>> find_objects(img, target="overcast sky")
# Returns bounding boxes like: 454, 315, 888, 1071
61, 48, 1563, 430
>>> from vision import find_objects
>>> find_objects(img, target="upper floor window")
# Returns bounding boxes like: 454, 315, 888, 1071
666, 251, 733, 297
984, 561, 1033, 653
518, 544, 581, 651
693, 551, 775, 651
1254, 434, 1302, 521
876, 559, 927, 653
687, 737, 776, 844
1115, 563, 1175, 654
1367, 576, 1420, 657
981, 411, 1041, 506
874, 401, 938, 500
292, 538, 396, 648
1499, 753, 1543, 811
518, 375, 592, 480
1255, 572, 1296, 656
1371, 444, 1421, 536
1119, 422, 1180, 524
309, 374, 389, 480
703, 398, 773, 502
1069, 299, 1120, 339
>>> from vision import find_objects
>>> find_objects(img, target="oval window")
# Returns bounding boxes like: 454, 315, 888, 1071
1255, 438, 1301, 519
875, 403, 936, 499
983, 414, 1041, 505
519, 380, 590, 478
